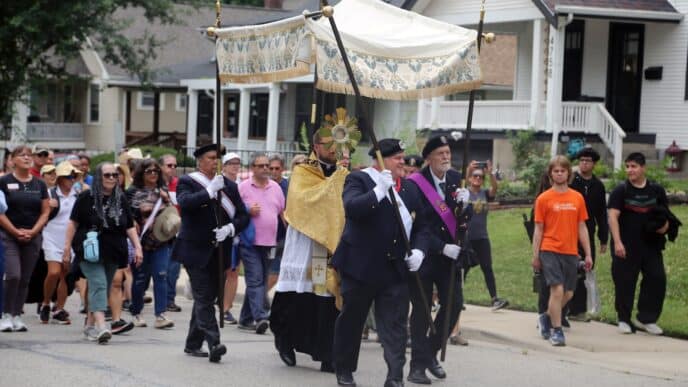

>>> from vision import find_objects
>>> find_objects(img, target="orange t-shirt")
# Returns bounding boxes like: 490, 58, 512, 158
534, 187, 588, 255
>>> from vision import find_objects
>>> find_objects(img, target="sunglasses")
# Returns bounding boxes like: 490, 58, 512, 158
103, 173, 120, 179
166, 164, 177, 169
253, 163, 269, 168
144, 169, 160, 175
269, 167, 282, 171
472, 174, 484, 178
65, 175, 76, 180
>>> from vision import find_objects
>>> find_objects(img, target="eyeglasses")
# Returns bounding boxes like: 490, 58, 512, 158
103, 173, 120, 179
16, 153, 32, 158
144, 169, 160, 175
472, 174, 484, 179
578, 158, 594, 163
269, 167, 282, 171
225, 161, 240, 166
253, 163, 269, 168
166, 164, 177, 169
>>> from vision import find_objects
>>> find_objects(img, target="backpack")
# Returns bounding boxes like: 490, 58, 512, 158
47, 187, 60, 221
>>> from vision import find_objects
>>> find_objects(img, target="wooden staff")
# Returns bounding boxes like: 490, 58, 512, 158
315, 5, 436, 335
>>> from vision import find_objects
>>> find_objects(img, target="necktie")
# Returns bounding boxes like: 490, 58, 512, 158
439, 182, 446, 195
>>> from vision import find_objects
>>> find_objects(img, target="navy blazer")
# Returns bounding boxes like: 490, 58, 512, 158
332, 170, 430, 287
172, 174, 250, 268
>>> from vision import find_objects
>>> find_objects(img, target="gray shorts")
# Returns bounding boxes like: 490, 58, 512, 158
539, 251, 578, 291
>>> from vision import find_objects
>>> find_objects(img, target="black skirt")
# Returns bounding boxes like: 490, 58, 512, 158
269, 291, 339, 363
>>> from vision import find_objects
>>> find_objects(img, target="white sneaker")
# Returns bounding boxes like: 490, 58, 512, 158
154, 314, 174, 329
0, 314, 14, 332
618, 321, 633, 334
96, 328, 112, 344
133, 315, 147, 327
633, 320, 664, 335
12, 315, 27, 332
84, 326, 98, 341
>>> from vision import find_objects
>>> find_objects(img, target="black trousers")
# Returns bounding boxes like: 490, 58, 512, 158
611, 245, 666, 325
409, 258, 462, 371
464, 238, 497, 299
333, 276, 409, 381
184, 253, 223, 350
568, 233, 597, 315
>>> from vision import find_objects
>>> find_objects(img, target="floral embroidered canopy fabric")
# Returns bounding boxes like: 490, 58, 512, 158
215, 0, 482, 100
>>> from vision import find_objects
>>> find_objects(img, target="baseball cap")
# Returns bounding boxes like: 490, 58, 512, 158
222, 152, 241, 165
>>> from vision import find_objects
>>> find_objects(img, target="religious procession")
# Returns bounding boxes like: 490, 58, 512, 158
2, 0, 687, 386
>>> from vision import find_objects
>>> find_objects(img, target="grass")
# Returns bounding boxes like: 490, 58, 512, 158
462, 204, 688, 339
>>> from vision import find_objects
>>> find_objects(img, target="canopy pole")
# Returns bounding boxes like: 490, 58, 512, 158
322, 6, 436, 335
440, 1, 487, 362
212, 0, 225, 329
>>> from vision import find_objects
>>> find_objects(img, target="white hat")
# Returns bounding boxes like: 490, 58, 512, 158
222, 152, 241, 165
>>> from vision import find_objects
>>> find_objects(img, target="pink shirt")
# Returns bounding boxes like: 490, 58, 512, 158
239, 178, 285, 247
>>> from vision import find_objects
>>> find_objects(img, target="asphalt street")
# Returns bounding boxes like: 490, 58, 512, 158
1, 293, 685, 387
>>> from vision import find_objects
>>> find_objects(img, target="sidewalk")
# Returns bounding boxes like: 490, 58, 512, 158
460, 305, 688, 382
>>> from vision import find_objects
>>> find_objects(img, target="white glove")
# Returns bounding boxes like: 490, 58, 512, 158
405, 249, 425, 272
442, 244, 461, 260
373, 169, 395, 202
206, 175, 225, 199
454, 188, 470, 205
213, 223, 235, 243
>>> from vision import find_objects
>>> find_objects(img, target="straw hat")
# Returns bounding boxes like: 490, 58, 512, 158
55, 160, 80, 177
40, 164, 56, 175
152, 206, 181, 242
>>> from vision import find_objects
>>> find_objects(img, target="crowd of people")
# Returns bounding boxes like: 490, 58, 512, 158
0, 138, 677, 386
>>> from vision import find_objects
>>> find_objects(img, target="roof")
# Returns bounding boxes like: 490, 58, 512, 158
533, 0, 682, 27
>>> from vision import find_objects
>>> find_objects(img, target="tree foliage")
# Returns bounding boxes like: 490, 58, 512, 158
0, 0, 199, 133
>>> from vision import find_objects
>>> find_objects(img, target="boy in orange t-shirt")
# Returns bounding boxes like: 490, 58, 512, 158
532, 156, 592, 346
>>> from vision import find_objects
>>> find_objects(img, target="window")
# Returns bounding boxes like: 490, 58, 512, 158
249, 93, 269, 138
685, 48, 688, 100
89, 83, 100, 123
176, 93, 187, 112
137, 91, 165, 111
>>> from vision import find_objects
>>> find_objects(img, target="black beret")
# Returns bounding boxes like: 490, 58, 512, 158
368, 138, 405, 158
404, 155, 423, 168
422, 134, 451, 159
193, 144, 226, 158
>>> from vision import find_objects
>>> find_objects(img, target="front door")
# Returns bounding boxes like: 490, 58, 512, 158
196, 93, 213, 146
563, 20, 584, 101
606, 23, 644, 133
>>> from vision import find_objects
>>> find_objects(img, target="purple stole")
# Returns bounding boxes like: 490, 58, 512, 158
407, 172, 457, 240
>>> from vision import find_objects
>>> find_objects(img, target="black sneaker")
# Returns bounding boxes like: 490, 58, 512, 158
491, 298, 509, 311
237, 322, 256, 331
111, 319, 135, 335
122, 300, 131, 312
51, 310, 71, 325
167, 303, 182, 312
39, 305, 51, 324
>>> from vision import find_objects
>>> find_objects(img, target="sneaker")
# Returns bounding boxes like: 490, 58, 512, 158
568, 313, 591, 322
12, 315, 27, 332
111, 319, 135, 335
618, 321, 633, 334
224, 311, 238, 325
155, 314, 175, 329
0, 314, 14, 332
133, 315, 147, 327
167, 303, 182, 312
561, 316, 570, 328
238, 322, 256, 331
84, 326, 98, 341
491, 298, 509, 311
79, 303, 86, 314
51, 310, 71, 325
104, 307, 113, 321
632, 320, 663, 335
122, 300, 131, 312
449, 332, 469, 346
39, 305, 51, 324
550, 327, 566, 346
538, 313, 551, 340
255, 319, 269, 334
96, 328, 112, 344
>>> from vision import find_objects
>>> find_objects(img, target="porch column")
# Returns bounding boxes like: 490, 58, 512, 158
265, 82, 280, 151
153, 90, 160, 140
530, 19, 543, 129
546, 21, 565, 157
430, 96, 441, 130
237, 88, 250, 151
10, 101, 28, 146
416, 99, 426, 129
186, 90, 198, 157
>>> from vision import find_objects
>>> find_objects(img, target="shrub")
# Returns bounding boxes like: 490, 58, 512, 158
496, 180, 530, 201
605, 163, 671, 191
507, 129, 550, 194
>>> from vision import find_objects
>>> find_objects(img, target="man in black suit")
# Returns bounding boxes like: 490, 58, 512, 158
172, 144, 249, 363
405, 134, 468, 384
332, 138, 430, 387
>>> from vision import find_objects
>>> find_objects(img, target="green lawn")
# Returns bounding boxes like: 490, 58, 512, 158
462, 205, 688, 339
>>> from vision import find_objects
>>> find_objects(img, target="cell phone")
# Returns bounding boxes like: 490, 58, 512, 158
476, 161, 488, 169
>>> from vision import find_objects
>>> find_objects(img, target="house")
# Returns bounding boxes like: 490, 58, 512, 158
408, 0, 688, 171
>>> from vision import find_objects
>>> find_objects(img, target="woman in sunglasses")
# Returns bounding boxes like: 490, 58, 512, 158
126, 159, 175, 329
0, 146, 51, 332
63, 162, 143, 344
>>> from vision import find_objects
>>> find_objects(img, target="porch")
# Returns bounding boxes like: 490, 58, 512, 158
25, 122, 86, 149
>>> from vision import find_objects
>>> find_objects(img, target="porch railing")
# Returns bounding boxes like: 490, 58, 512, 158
597, 104, 626, 170
26, 123, 85, 142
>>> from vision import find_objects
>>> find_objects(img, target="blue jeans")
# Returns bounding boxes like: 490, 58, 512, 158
131, 245, 170, 316
167, 260, 181, 306
239, 245, 270, 325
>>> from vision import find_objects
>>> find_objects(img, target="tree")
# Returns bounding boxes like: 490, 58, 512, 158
0, 1, 200, 136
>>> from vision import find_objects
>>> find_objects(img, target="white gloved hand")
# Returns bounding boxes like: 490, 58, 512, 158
373, 169, 395, 202
454, 188, 470, 205
442, 244, 461, 260
405, 249, 425, 272
206, 175, 225, 199
213, 223, 235, 243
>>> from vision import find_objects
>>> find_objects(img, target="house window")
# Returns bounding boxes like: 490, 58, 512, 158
176, 94, 187, 112
137, 91, 165, 111
89, 84, 100, 123
249, 93, 269, 138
